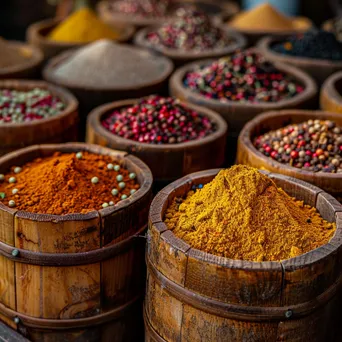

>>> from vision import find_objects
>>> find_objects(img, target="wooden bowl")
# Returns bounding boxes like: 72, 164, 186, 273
0, 79, 79, 157
0, 41, 43, 80
134, 25, 246, 67
320, 71, 342, 114
86, 98, 228, 184
97, 0, 238, 29
26, 17, 135, 60
0, 142, 152, 341
258, 36, 342, 86
237, 109, 342, 201
146, 168, 342, 342
43, 47, 174, 137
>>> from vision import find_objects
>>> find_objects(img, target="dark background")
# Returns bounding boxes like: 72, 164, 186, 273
0, 0, 337, 41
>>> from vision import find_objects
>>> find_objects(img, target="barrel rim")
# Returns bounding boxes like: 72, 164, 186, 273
0, 142, 153, 221
321, 71, 342, 109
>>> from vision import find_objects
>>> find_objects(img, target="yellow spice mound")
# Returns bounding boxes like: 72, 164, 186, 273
49, 7, 120, 43
165, 165, 335, 262
229, 3, 310, 32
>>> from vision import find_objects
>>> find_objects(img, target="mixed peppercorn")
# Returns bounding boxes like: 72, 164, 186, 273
101, 95, 216, 144
112, 0, 170, 17
0, 88, 65, 124
183, 50, 305, 102
254, 120, 342, 173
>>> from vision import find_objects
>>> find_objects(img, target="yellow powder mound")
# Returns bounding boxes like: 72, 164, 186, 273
229, 3, 311, 32
165, 165, 335, 262
49, 7, 120, 43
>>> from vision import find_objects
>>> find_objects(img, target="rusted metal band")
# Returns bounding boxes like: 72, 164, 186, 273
0, 225, 146, 266
147, 257, 342, 322
0, 295, 141, 330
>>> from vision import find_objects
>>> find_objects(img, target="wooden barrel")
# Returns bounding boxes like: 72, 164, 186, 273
26, 18, 135, 61
320, 71, 342, 114
134, 26, 246, 67
0, 79, 79, 157
257, 36, 342, 86
0, 42, 43, 80
86, 98, 228, 185
0, 143, 153, 342
237, 110, 342, 202
146, 169, 342, 342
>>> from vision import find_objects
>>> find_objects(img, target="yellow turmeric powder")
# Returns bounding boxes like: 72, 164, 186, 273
165, 165, 335, 262
49, 7, 120, 43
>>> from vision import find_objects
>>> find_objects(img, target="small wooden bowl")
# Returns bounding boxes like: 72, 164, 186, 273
320, 71, 342, 114
146, 168, 342, 342
258, 36, 342, 86
27, 17, 135, 60
134, 25, 246, 67
169, 52, 318, 137
0, 41, 43, 80
86, 98, 228, 183
237, 109, 342, 201
0, 142, 152, 341
0, 79, 79, 157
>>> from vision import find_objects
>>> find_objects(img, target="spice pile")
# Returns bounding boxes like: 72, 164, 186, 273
326, 17, 342, 42
229, 3, 310, 32
51, 39, 170, 88
0, 152, 140, 215
102, 95, 216, 144
183, 50, 305, 102
272, 30, 342, 61
254, 119, 342, 173
111, 0, 170, 17
49, 8, 120, 43
0, 88, 65, 124
165, 165, 335, 261
146, 8, 231, 51
0, 38, 33, 69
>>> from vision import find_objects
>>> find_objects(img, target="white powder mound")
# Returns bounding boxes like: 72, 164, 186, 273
52, 39, 170, 89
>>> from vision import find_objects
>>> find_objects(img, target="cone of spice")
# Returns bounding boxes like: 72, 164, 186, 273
183, 50, 305, 103
253, 119, 342, 173
0, 151, 140, 215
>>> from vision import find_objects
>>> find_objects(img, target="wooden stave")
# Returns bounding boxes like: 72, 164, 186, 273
320, 71, 342, 114
0, 143, 152, 341
236, 110, 342, 199
86, 98, 228, 183
0, 79, 79, 156
146, 169, 342, 342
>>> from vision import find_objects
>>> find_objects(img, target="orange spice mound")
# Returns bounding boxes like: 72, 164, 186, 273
165, 165, 336, 261
0, 152, 140, 215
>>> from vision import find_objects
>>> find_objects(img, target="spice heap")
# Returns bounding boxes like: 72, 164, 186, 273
146, 8, 231, 51
165, 165, 335, 261
0, 38, 33, 69
326, 17, 342, 42
51, 39, 170, 88
102, 95, 216, 144
229, 3, 311, 32
0, 152, 140, 215
0, 88, 65, 124
49, 8, 120, 43
112, 0, 170, 17
254, 119, 342, 173
184, 50, 304, 102
272, 30, 342, 61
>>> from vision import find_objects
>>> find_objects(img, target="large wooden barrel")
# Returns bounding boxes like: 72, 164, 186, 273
0, 143, 153, 342
147, 169, 342, 342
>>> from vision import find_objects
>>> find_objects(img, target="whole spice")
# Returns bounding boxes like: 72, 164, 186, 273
52, 40, 170, 88
254, 119, 342, 173
49, 7, 120, 43
0, 38, 33, 69
146, 9, 231, 51
112, 0, 170, 17
0, 88, 65, 124
184, 50, 304, 103
272, 30, 342, 61
229, 3, 311, 32
165, 165, 335, 261
101, 95, 216, 144
0, 152, 140, 215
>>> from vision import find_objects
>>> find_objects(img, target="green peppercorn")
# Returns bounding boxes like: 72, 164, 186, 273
111, 188, 119, 196
102, 203, 109, 208
130, 189, 136, 195
76, 152, 83, 159
9, 177, 16, 183
0, 174, 4, 181
8, 200, 15, 208
119, 182, 125, 189
107, 163, 114, 170
116, 175, 123, 182
109, 201, 114, 206
14, 167, 22, 174
91, 177, 99, 184
121, 194, 128, 200
12, 188, 19, 195
129, 173, 136, 180
114, 165, 120, 171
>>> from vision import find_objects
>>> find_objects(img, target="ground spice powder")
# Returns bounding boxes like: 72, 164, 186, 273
165, 165, 335, 261
0, 152, 140, 215
0, 38, 33, 69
